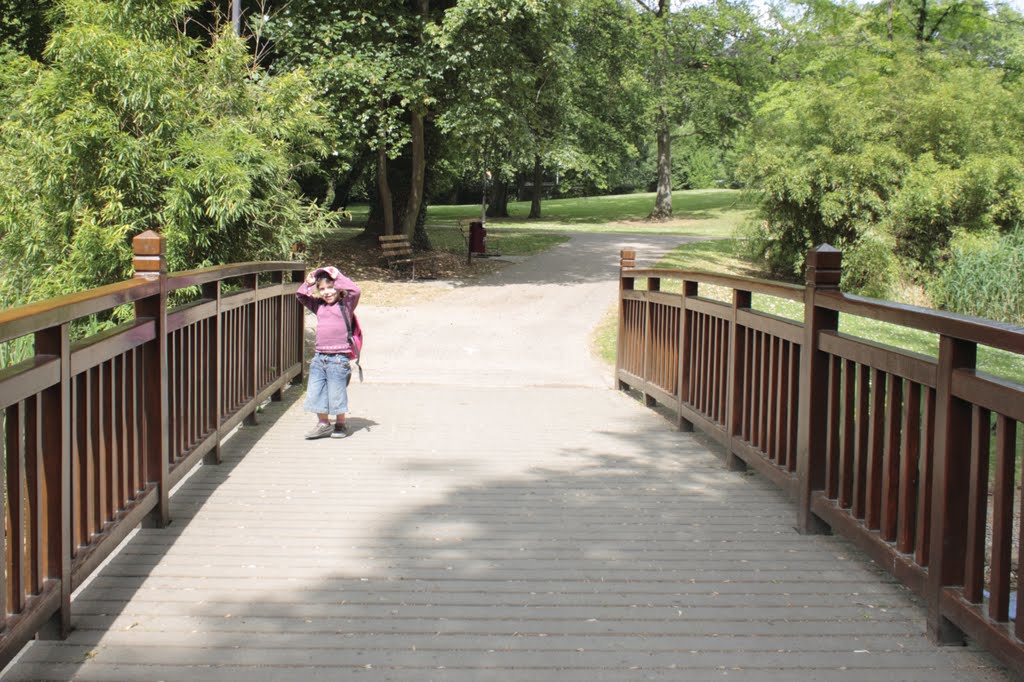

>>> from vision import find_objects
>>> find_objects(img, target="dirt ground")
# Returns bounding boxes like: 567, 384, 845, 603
298, 230, 508, 307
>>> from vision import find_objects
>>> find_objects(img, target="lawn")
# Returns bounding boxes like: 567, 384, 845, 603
347, 188, 758, 237
347, 189, 1024, 384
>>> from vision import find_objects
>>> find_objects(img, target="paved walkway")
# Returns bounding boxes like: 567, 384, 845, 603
3, 234, 1013, 681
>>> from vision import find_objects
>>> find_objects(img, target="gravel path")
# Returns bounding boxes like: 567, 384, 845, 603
356, 232, 699, 389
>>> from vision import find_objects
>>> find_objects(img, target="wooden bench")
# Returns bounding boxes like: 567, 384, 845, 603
379, 234, 435, 280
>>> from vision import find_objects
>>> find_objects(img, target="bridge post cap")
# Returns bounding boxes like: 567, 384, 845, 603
133, 230, 165, 256
806, 244, 842, 267
805, 244, 842, 287
133, 230, 166, 278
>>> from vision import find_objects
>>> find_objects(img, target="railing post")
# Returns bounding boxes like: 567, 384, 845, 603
201, 279, 222, 466
34, 322, 71, 639
133, 230, 170, 528
271, 270, 285, 402
927, 335, 977, 644
643, 275, 660, 408
245, 274, 259, 426
291, 269, 305, 385
796, 244, 842, 534
725, 288, 752, 471
616, 250, 635, 390
677, 279, 697, 432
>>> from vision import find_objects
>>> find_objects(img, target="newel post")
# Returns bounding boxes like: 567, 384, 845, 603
34, 320, 71, 639
926, 335, 977, 644
795, 245, 841, 534
616, 250, 636, 390
133, 230, 170, 528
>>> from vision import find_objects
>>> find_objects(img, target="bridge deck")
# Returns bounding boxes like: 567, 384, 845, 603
3, 234, 1013, 681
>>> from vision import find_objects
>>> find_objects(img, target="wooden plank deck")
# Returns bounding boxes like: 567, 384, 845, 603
3, 382, 1011, 681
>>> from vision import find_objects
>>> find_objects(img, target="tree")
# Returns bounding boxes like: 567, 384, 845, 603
0, 0, 334, 316
634, 0, 782, 219
737, 3, 1024, 293
267, 1, 454, 239
437, 0, 647, 219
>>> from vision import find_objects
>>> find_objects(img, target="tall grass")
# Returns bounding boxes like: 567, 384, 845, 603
931, 229, 1024, 326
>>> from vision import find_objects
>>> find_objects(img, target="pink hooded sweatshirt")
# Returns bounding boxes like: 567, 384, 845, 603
296, 266, 361, 356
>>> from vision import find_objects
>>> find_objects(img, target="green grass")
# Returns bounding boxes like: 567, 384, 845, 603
425, 226, 568, 257
347, 188, 757, 238
643, 239, 1024, 384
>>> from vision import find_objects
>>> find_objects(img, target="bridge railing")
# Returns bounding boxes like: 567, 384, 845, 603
0, 230, 305, 666
617, 245, 1024, 677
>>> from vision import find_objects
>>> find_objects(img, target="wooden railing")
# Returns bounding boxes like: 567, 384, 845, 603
617, 245, 1024, 677
0, 230, 305, 666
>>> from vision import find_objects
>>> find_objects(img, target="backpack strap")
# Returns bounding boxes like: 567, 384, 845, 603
341, 304, 363, 383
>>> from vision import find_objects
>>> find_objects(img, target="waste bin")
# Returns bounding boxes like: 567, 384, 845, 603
469, 220, 487, 255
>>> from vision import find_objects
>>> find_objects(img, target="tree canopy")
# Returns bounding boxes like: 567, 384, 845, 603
2, 0, 1024, 324
0, 0, 334, 316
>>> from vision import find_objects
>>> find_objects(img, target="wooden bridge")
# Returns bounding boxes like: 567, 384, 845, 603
0, 231, 1020, 680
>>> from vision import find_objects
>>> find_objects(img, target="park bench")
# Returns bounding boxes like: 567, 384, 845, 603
379, 234, 435, 280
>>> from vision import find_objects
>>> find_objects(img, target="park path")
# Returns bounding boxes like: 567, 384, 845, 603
2, 233, 1012, 681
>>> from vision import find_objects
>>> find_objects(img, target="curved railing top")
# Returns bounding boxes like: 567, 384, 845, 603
622, 258, 1024, 356
0, 278, 159, 345
818, 289, 1024, 356
622, 266, 806, 303
0, 260, 306, 346
164, 261, 305, 290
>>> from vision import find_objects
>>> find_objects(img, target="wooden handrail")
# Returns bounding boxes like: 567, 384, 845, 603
0, 279, 160, 344
0, 230, 306, 667
619, 267, 806, 302
617, 244, 1024, 678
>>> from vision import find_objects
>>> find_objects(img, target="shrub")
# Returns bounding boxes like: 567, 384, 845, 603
0, 0, 336, 322
738, 46, 1024, 282
841, 229, 900, 299
929, 229, 1024, 324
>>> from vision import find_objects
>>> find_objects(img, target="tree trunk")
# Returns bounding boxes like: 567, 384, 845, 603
400, 110, 426, 238
649, 108, 672, 220
487, 178, 509, 218
528, 155, 543, 219
376, 147, 396, 236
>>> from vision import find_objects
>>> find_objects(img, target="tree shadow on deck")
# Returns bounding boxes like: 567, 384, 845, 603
9, 385, 1011, 681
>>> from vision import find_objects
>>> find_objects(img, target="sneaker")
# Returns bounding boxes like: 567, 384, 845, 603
331, 424, 349, 439
304, 422, 334, 439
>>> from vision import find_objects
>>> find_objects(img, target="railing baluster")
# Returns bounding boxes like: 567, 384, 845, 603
916, 387, 936, 568
964, 406, 990, 604
7, 403, 25, 614
882, 371, 901, 532
865, 368, 887, 530
840, 359, 856, 510
990, 415, 1014, 621
897, 381, 921, 554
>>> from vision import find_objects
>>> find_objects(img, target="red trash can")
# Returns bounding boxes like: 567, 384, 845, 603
469, 220, 487, 254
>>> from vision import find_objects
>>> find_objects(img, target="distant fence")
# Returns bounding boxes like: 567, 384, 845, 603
617, 245, 1024, 677
0, 230, 305, 666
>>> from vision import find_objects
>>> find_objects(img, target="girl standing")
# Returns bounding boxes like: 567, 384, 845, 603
296, 266, 361, 439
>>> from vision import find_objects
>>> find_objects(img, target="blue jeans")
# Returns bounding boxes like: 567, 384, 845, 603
304, 353, 352, 416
